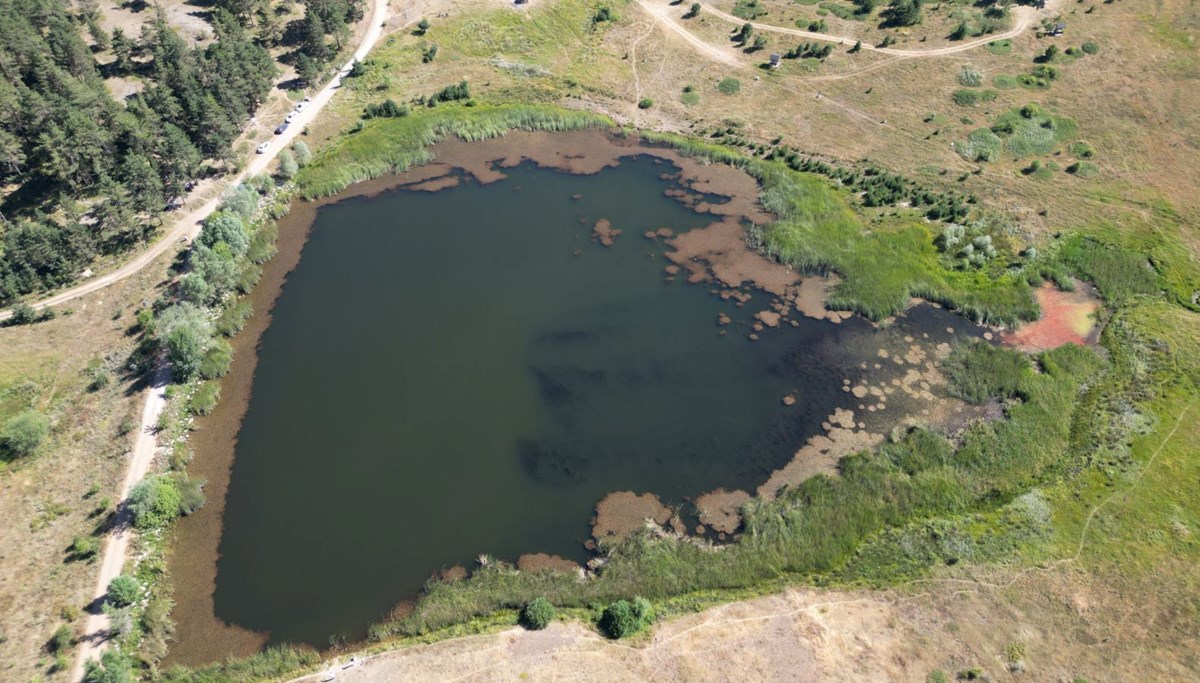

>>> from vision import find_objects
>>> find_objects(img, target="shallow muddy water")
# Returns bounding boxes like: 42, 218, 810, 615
190, 139, 980, 651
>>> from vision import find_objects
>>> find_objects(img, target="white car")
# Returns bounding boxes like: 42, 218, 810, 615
295, 101, 308, 112
256, 141, 270, 154
285, 111, 298, 123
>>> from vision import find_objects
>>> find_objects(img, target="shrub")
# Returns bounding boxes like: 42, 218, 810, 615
520, 597, 556, 629
364, 99, 408, 119
952, 89, 996, 107
220, 184, 259, 220
154, 303, 214, 380
277, 150, 298, 179
292, 141, 312, 167
1066, 161, 1098, 178
992, 74, 1017, 89
189, 381, 221, 416
717, 78, 741, 95
959, 128, 1002, 162
83, 648, 134, 683
598, 597, 652, 639
107, 575, 140, 607
2, 409, 50, 458
1081, 41, 1099, 54
732, 0, 766, 19
683, 2, 700, 18
70, 535, 100, 560
199, 211, 249, 256
49, 625, 74, 653
128, 475, 181, 530
637, 98, 654, 109
927, 672, 949, 683
1069, 140, 1095, 158
9, 302, 38, 325
415, 17, 430, 35
957, 65, 983, 87
422, 44, 438, 63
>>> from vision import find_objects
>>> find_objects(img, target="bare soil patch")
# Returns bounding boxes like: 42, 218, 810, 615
1002, 282, 1101, 352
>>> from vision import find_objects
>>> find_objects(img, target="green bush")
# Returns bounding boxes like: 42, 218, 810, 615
598, 597, 652, 639
952, 89, 996, 107
959, 128, 1003, 162
637, 98, 654, 109
927, 671, 949, 683
1081, 41, 1099, 54
49, 625, 74, 652
717, 78, 741, 95
957, 65, 983, 87
2, 409, 49, 458
84, 648, 134, 683
732, 0, 766, 19
107, 575, 140, 607
155, 303, 215, 380
520, 597, 556, 629
70, 535, 100, 560
128, 475, 181, 530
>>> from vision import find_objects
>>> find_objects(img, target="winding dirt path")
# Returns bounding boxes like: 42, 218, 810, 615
0, 0, 390, 323
695, 0, 1047, 57
67, 0, 390, 679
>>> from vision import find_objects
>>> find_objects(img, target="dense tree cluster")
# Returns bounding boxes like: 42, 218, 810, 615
0, 0, 276, 304
293, 0, 365, 85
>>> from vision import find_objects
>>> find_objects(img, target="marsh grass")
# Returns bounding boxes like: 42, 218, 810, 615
296, 105, 612, 199
362, 342, 1103, 638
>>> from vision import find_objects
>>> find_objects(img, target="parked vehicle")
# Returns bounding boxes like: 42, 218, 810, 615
295, 100, 308, 112
285, 112, 297, 123
256, 141, 270, 154
275, 123, 288, 135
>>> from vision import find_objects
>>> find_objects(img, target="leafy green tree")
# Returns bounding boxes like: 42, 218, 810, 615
2, 410, 50, 457
852, 0, 878, 14
598, 597, 652, 639
154, 303, 214, 379
200, 211, 249, 254
292, 140, 313, 167
277, 150, 299, 179
416, 17, 431, 35
128, 475, 182, 530
521, 598, 556, 630
684, 2, 700, 18
106, 575, 140, 607
735, 23, 753, 45
884, 0, 923, 27
83, 648, 134, 683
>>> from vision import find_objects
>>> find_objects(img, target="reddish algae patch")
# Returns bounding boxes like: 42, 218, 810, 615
1002, 283, 1101, 352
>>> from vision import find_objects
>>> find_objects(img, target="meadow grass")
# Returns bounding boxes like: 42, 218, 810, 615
296, 105, 613, 199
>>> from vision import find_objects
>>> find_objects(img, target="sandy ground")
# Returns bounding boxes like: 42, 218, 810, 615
287, 560, 1198, 683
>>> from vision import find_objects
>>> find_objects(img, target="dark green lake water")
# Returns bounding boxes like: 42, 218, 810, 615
213, 155, 965, 645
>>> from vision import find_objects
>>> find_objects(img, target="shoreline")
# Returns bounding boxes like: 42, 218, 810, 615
164, 128, 1077, 666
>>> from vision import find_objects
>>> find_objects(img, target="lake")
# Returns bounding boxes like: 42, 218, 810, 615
193, 136, 976, 649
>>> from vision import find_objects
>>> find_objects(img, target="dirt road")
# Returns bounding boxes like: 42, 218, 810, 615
70, 368, 170, 681
637, 0, 1051, 63
0, 0, 390, 323
67, 0, 389, 679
